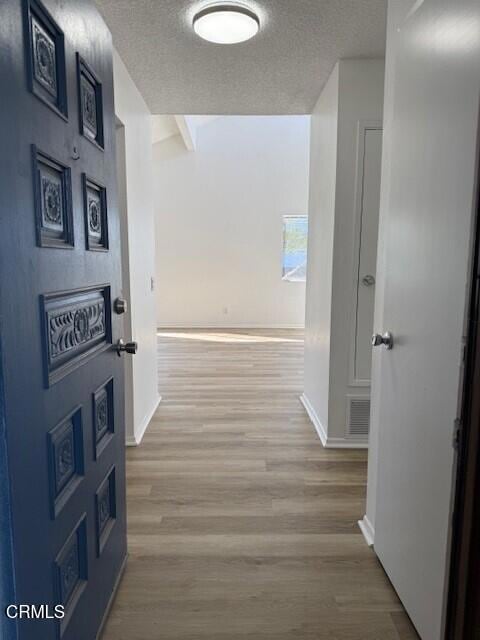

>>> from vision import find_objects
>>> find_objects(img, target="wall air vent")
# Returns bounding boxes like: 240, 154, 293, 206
346, 396, 370, 438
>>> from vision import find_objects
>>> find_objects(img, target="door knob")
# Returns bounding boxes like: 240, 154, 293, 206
116, 339, 138, 356
372, 332, 394, 350
362, 274, 376, 286
114, 297, 128, 314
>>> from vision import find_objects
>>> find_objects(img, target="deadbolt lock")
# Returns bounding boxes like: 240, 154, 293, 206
114, 297, 128, 314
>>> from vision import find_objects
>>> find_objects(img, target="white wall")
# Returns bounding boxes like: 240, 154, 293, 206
364, 33, 396, 544
152, 116, 310, 328
113, 50, 160, 445
115, 123, 134, 447
329, 60, 385, 440
303, 65, 339, 433
303, 60, 385, 444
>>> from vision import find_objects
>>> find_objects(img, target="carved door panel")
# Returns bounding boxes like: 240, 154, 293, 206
0, 1, 127, 638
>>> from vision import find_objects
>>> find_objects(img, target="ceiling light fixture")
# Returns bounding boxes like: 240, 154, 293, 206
193, 3, 260, 44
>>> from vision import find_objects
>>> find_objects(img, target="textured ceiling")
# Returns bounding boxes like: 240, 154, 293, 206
95, 0, 387, 114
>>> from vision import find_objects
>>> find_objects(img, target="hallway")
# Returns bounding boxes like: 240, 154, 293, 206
102, 330, 417, 640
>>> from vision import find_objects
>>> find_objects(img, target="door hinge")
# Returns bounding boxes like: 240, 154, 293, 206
453, 418, 462, 451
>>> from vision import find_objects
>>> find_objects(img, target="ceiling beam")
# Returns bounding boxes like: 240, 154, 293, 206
174, 115, 196, 151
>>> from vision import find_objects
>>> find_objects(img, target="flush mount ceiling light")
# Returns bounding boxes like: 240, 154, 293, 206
193, 3, 260, 44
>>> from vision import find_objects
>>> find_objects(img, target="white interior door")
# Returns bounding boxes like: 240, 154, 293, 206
354, 127, 382, 384
373, 2, 480, 639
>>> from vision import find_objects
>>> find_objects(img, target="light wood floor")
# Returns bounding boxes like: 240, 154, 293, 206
102, 329, 418, 640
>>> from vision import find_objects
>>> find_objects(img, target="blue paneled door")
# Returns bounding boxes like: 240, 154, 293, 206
0, 0, 128, 638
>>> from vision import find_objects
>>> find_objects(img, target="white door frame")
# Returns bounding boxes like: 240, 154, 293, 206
348, 120, 383, 388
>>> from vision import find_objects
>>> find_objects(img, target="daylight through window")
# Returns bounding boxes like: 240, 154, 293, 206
282, 215, 308, 282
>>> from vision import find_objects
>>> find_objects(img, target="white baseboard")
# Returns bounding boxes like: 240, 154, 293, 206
300, 393, 328, 446
157, 323, 305, 330
299, 393, 368, 449
358, 515, 375, 547
126, 395, 161, 447
324, 437, 368, 449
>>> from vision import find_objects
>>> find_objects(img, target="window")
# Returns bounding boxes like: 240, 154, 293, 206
282, 215, 308, 282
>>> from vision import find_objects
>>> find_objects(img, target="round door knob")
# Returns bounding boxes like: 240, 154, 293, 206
362, 274, 376, 286
372, 333, 383, 347
116, 339, 138, 356
372, 332, 394, 350
114, 297, 128, 314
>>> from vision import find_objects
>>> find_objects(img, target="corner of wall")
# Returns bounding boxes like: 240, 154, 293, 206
300, 392, 368, 450
358, 515, 375, 547
127, 394, 162, 447
303, 63, 340, 436
113, 48, 160, 449
300, 393, 328, 445
325, 58, 385, 442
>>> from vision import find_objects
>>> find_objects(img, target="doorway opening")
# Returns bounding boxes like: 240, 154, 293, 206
115, 118, 135, 444
445, 115, 480, 639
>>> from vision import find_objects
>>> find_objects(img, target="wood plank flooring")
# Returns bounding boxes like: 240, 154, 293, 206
102, 329, 418, 640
